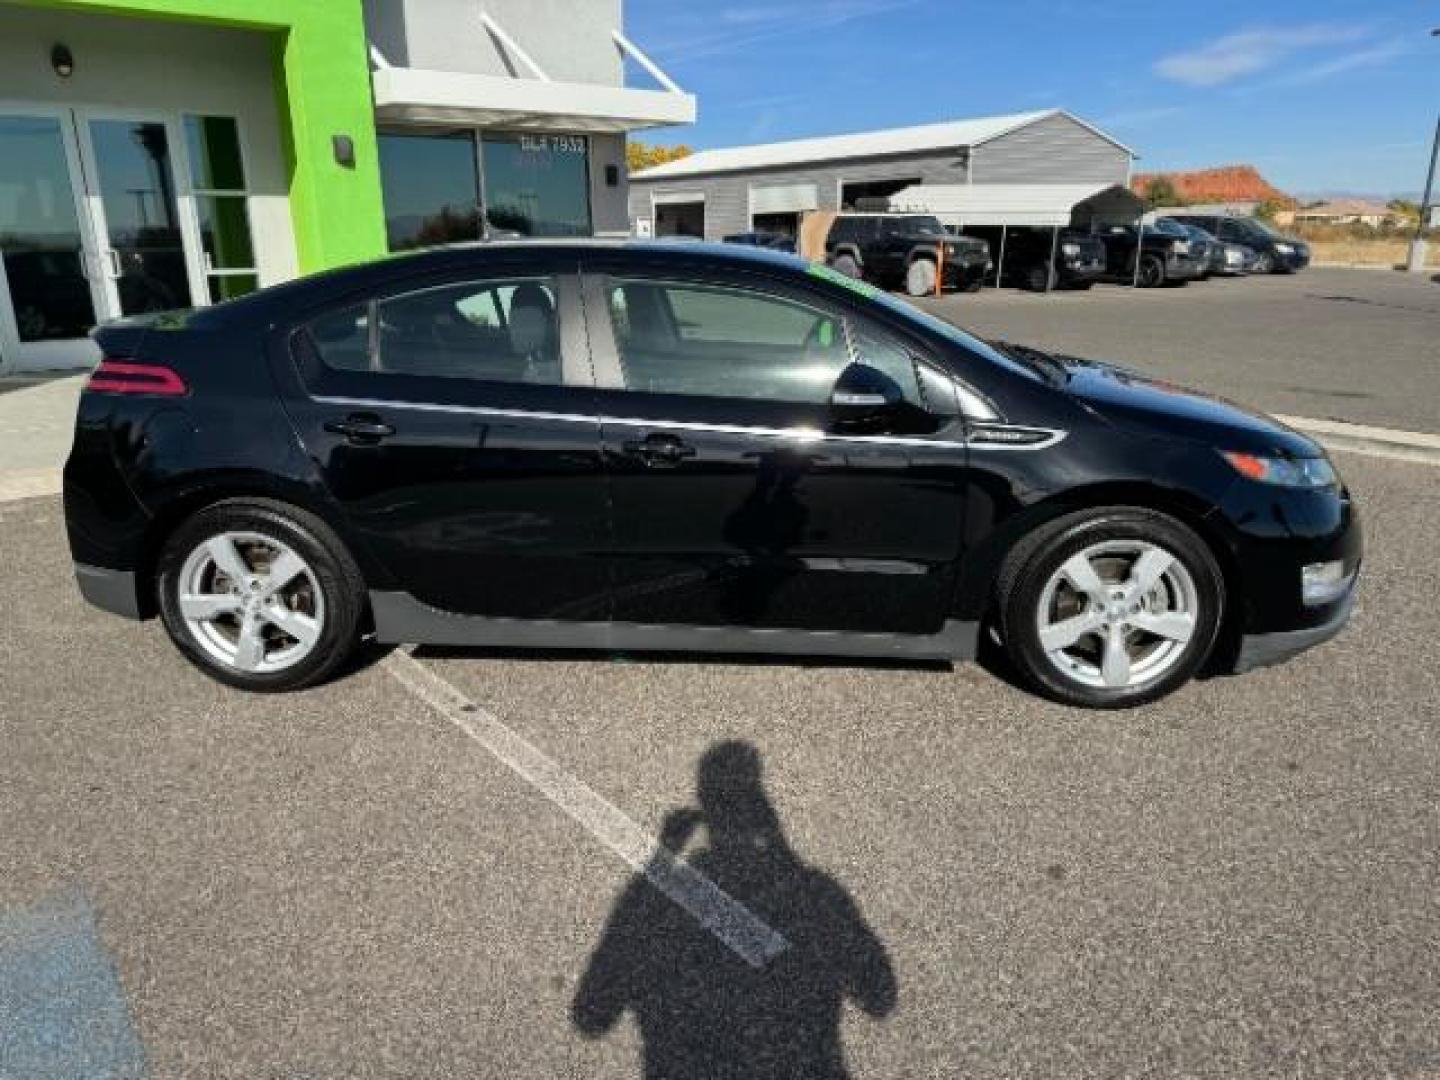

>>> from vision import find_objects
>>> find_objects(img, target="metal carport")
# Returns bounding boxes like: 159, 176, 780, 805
888, 182, 1145, 290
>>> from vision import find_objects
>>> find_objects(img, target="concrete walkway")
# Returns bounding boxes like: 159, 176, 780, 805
0, 375, 85, 501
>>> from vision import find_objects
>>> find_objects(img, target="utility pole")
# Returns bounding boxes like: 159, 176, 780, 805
1407, 28, 1440, 273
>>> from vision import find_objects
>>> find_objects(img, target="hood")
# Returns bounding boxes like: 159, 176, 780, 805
1058, 357, 1320, 457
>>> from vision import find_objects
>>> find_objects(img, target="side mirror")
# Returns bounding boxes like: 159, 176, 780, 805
829, 362, 903, 430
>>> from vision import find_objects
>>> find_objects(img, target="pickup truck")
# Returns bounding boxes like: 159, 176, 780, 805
824, 213, 992, 296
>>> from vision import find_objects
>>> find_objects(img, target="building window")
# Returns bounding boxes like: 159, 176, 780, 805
184, 115, 259, 303
377, 131, 483, 250
481, 133, 591, 237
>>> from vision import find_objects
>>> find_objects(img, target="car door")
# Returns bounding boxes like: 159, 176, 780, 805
274, 260, 612, 621
578, 258, 969, 636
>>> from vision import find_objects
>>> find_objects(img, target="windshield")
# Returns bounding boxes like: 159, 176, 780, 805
892, 216, 946, 237
1147, 218, 1189, 237
1244, 218, 1283, 238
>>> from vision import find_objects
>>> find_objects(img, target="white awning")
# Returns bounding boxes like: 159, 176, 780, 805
372, 67, 697, 132
888, 183, 1143, 228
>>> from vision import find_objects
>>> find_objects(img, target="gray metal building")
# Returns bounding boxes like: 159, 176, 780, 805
628, 109, 1134, 241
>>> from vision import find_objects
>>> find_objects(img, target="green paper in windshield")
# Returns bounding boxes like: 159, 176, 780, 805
807, 262, 883, 299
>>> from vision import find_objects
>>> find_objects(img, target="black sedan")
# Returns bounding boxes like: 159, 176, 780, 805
64, 242, 1361, 707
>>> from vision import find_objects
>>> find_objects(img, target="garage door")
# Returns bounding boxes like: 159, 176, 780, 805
750, 182, 818, 215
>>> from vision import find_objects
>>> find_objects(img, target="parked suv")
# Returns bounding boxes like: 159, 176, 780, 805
65, 241, 1360, 708
1164, 214, 1310, 274
825, 213, 991, 296
980, 227, 1107, 291
1091, 219, 1205, 287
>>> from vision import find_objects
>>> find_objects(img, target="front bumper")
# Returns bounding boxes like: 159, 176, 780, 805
942, 255, 992, 288
1233, 585, 1356, 674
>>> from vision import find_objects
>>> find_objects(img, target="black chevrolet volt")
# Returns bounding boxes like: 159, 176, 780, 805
63, 242, 1361, 707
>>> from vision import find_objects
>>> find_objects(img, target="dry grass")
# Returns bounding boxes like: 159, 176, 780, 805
1305, 238, 1440, 268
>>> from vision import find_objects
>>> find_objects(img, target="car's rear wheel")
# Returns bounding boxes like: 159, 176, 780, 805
997, 508, 1224, 708
156, 500, 364, 691
905, 258, 938, 296
1252, 252, 1275, 274
832, 253, 861, 279
1024, 264, 1050, 291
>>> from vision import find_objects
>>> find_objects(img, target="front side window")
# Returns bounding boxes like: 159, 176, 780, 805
299, 278, 564, 386
606, 279, 850, 403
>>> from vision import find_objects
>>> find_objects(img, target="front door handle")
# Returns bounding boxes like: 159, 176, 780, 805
324, 412, 395, 445
621, 433, 696, 467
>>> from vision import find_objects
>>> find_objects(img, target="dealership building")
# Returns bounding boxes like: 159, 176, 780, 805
0, 0, 694, 374
628, 109, 1135, 241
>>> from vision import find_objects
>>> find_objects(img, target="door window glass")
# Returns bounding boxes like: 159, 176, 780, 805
184, 115, 259, 303
0, 115, 97, 341
298, 279, 565, 386
482, 133, 591, 237
606, 279, 850, 403
87, 119, 193, 314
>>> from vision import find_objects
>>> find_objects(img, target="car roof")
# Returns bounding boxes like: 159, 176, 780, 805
194, 239, 811, 327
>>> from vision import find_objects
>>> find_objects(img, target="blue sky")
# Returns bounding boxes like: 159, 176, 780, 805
624, 0, 1439, 196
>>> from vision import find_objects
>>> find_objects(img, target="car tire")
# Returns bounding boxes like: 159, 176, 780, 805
832, 253, 861, 279
1069, 281, 1094, 291
1137, 254, 1165, 288
962, 277, 983, 293
905, 258, 938, 297
996, 507, 1224, 709
156, 499, 365, 692
1253, 252, 1275, 274
1024, 264, 1050, 292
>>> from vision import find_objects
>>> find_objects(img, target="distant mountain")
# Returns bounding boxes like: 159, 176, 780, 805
1295, 190, 1423, 204
1132, 165, 1292, 206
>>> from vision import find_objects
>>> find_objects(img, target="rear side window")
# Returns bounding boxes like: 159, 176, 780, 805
296, 277, 565, 386
606, 279, 850, 403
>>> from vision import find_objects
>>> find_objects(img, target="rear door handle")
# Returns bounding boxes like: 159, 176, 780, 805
621, 433, 696, 467
324, 413, 395, 445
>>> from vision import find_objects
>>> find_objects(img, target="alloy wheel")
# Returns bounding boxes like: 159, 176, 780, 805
176, 531, 326, 674
1034, 539, 1198, 691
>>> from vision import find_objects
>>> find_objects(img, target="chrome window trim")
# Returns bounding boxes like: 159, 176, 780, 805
310, 394, 1066, 451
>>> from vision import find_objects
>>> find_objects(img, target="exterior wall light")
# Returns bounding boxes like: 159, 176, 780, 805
51, 43, 75, 78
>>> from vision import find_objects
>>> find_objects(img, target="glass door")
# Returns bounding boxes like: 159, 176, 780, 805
0, 109, 106, 373
75, 112, 206, 321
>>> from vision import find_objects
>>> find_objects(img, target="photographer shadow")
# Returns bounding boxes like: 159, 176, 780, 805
572, 741, 897, 1079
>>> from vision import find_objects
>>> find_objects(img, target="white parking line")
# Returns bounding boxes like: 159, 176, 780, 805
381, 649, 790, 969
1277, 415, 1440, 467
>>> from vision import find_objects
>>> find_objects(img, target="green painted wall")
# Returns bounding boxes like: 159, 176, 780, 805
16, 0, 387, 273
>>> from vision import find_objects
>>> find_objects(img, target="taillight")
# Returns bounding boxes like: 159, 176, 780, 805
86, 360, 187, 396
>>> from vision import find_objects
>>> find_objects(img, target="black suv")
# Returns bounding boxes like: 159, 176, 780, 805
1091, 219, 1205, 287
972, 227, 1107, 291
1163, 214, 1309, 274
65, 241, 1361, 708
825, 214, 991, 296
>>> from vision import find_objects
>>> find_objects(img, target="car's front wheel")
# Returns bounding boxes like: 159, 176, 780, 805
1136, 254, 1166, 288
156, 500, 365, 691
997, 508, 1224, 708
905, 258, 938, 296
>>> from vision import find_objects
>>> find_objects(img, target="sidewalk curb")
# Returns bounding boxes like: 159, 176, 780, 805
0, 468, 61, 504
1278, 415, 1440, 466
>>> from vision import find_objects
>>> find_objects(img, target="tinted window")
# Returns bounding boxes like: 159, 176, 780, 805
606, 279, 850, 403
848, 322, 925, 407
378, 132, 483, 251
302, 278, 565, 385
481, 133, 591, 237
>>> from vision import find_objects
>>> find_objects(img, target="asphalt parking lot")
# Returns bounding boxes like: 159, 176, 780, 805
2, 441, 1437, 1077
915, 267, 1440, 435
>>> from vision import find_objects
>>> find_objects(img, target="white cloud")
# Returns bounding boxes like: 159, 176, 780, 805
1153, 24, 1371, 87
1274, 37, 1412, 85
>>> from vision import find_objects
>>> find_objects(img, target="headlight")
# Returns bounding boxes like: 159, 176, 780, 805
1222, 451, 1337, 488
1060, 242, 1080, 256
1273, 242, 1294, 253
1302, 560, 1353, 606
